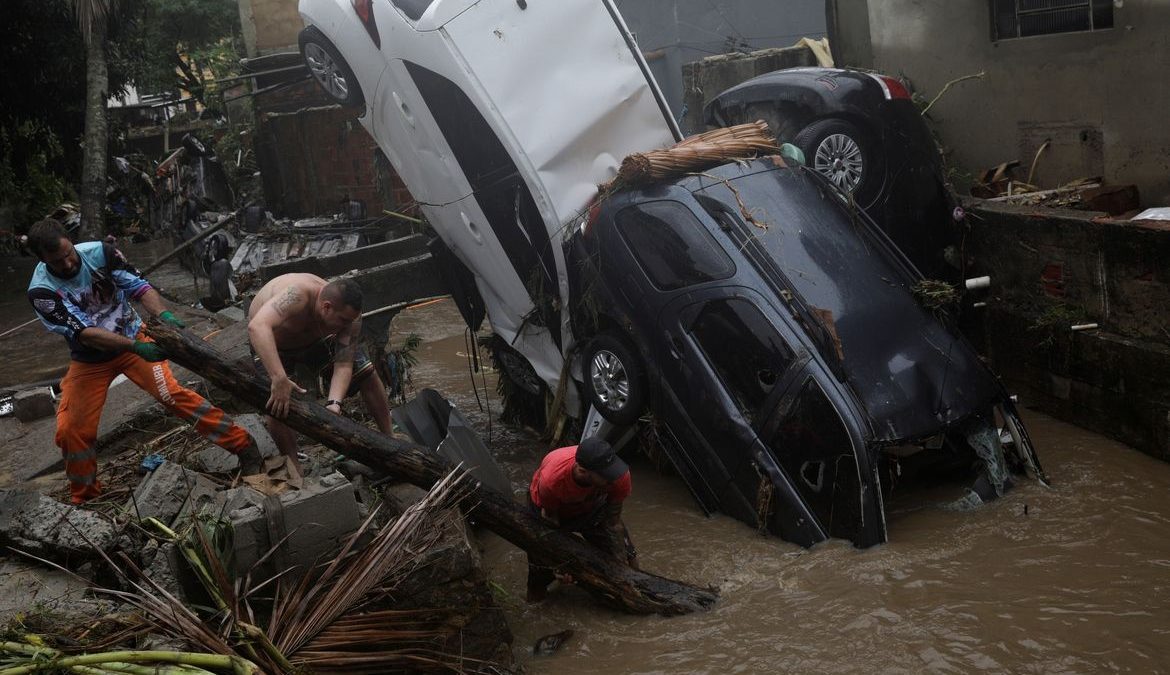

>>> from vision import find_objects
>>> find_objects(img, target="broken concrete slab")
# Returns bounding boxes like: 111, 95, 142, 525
336, 254, 447, 314
233, 413, 280, 458
128, 461, 217, 526
0, 489, 118, 560
14, 388, 56, 422
141, 541, 185, 601
190, 447, 241, 474
216, 305, 247, 323
259, 234, 430, 283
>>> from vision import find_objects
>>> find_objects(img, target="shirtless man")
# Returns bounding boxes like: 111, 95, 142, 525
247, 274, 393, 470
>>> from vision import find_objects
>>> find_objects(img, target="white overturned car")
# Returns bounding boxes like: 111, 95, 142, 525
298, 0, 679, 405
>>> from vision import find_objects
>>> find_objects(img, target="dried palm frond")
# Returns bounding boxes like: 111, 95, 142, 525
71, 0, 114, 44
267, 469, 474, 659
606, 121, 780, 190
15, 468, 480, 674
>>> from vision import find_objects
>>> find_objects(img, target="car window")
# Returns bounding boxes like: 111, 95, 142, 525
767, 377, 862, 539
390, 0, 435, 20
691, 298, 794, 424
614, 201, 734, 291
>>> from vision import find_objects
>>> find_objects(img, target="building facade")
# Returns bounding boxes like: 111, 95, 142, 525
828, 0, 1170, 203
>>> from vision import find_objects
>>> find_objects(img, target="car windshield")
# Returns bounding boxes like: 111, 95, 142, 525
694, 165, 997, 440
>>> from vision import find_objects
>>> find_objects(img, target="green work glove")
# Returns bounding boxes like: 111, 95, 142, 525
158, 310, 185, 328
131, 340, 167, 362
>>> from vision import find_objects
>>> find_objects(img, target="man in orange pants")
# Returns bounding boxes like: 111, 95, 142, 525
27, 218, 262, 504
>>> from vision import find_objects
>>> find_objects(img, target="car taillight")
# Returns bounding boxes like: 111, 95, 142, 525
352, 0, 380, 47
869, 73, 910, 100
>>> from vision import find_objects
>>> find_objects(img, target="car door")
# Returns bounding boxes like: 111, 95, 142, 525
660, 290, 826, 538
757, 367, 884, 546
603, 198, 742, 515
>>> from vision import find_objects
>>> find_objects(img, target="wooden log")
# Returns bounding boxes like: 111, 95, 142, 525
146, 322, 718, 616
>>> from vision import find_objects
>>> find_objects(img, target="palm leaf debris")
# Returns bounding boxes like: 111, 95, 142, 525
5, 468, 489, 674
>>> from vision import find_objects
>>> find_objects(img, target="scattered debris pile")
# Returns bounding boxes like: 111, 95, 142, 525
0, 411, 515, 673
971, 162, 1142, 216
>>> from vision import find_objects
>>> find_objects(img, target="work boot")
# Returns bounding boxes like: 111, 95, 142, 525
236, 441, 264, 476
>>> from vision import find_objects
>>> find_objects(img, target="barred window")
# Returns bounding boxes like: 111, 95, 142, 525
992, 0, 1114, 40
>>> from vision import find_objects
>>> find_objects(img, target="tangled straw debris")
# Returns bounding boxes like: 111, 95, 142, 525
607, 121, 781, 189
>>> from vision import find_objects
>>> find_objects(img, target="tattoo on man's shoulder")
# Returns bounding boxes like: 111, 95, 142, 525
273, 286, 301, 316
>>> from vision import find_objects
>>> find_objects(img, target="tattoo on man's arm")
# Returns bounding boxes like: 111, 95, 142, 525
273, 286, 301, 316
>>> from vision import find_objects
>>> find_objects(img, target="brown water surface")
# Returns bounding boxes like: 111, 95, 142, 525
394, 300, 1170, 674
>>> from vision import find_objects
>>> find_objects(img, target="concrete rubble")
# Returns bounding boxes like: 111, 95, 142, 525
222, 471, 362, 578
0, 489, 118, 560
13, 388, 56, 423
129, 460, 218, 525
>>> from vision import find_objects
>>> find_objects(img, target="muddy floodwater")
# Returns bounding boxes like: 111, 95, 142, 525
394, 300, 1170, 674
3, 252, 1168, 672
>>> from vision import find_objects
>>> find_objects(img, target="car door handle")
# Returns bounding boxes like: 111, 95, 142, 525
665, 333, 683, 360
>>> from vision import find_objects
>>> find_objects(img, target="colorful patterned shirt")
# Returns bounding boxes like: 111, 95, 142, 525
28, 242, 152, 362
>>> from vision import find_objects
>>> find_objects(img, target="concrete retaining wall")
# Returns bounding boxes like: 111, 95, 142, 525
965, 200, 1170, 460
681, 45, 819, 135
259, 234, 429, 283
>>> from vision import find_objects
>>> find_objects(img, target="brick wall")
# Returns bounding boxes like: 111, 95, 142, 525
253, 81, 416, 219
964, 201, 1170, 461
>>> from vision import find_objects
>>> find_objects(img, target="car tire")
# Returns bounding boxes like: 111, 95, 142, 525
582, 333, 646, 426
794, 119, 882, 205
299, 27, 364, 107
181, 134, 208, 156
493, 340, 545, 396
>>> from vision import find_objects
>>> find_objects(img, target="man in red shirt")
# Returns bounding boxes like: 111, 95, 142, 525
526, 437, 637, 602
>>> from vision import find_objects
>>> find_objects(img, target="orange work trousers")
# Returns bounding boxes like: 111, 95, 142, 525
56, 348, 252, 504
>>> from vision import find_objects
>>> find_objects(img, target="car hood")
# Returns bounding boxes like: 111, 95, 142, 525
688, 161, 1002, 442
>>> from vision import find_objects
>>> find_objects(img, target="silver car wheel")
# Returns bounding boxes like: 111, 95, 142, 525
813, 133, 864, 193
304, 42, 350, 101
589, 349, 630, 411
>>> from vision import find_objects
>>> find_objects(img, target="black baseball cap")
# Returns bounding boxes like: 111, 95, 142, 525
575, 437, 628, 482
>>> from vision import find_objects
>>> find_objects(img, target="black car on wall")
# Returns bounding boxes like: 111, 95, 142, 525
704, 67, 958, 279
566, 157, 1045, 548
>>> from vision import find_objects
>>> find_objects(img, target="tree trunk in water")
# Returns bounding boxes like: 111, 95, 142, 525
146, 323, 719, 616
79, 21, 109, 240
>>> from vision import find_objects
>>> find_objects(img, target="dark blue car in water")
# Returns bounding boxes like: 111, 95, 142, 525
567, 157, 1046, 548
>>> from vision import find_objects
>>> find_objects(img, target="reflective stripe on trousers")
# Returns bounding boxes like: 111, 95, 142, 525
55, 333, 252, 504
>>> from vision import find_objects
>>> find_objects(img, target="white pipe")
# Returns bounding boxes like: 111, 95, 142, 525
1070, 323, 1099, 332
965, 276, 991, 290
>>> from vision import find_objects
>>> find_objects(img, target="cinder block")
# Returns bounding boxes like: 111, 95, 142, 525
226, 473, 360, 577
129, 461, 216, 526
14, 388, 56, 422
